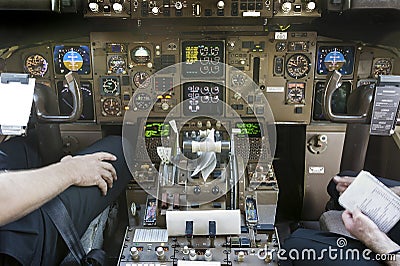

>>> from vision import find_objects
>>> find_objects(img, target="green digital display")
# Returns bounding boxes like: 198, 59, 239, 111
236, 122, 262, 138
145, 122, 170, 138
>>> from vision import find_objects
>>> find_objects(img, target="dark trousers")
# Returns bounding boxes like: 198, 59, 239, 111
281, 171, 400, 266
0, 135, 132, 265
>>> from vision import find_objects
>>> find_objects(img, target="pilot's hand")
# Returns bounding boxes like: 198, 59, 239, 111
60, 152, 117, 196
341, 208, 400, 255
333, 176, 355, 195
342, 208, 380, 242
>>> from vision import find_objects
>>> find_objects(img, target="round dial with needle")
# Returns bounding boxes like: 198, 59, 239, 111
101, 77, 120, 95
286, 53, 311, 79
25, 54, 48, 77
372, 58, 392, 78
102, 97, 121, 116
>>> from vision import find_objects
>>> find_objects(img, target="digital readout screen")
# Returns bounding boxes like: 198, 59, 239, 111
145, 122, 170, 138
183, 82, 224, 116
182, 41, 224, 78
236, 122, 262, 138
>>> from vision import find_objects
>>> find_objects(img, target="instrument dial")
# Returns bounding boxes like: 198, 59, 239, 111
131, 46, 151, 65
101, 77, 120, 95
286, 82, 305, 104
134, 92, 153, 110
102, 97, 121, 116
24, 54, 48, 77
231, 73, 246, 87
286, 53, 311, 79
133, 71, 150, 88
372, 58, 393, 78
108, 55, 127, 74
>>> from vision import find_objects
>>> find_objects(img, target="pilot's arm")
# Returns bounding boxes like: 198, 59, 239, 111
342, 208, 400, 266
0, 152, 117, 227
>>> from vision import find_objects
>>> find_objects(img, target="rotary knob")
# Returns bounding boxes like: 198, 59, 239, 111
161, 102, 169, 111
238, 251, 245, 262
113, 3, 123, 13
88, 2, 99, 12
189, 249, 197, 261
306, 1, 316, 11
204, 249, 213, 261
152, 6, 160, 15
130, 246, 139, 260
217, 1, 225, 9
281, 2, 292, 13
156, 246, 165, 260
175, 1, 183, 10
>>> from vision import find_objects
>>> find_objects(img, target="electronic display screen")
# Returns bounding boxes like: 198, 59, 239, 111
57, 81, 94, 121
236, 122, 262, 138
145, 122, 170, 138
313, 81, 351, 121
316, 46, 355, 75
182, 41, 224, 78
54, 45, 91, 75
183, 82, 224, 116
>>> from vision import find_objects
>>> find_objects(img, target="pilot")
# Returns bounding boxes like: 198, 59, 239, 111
281, 172, 400, 265
0, 135, 132, 265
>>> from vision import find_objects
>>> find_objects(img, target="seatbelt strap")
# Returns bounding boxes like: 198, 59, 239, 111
42, 196, 86, 264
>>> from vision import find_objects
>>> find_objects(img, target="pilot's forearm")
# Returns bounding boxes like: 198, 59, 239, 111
362, 229, 400, 266
0, 162, 75, 226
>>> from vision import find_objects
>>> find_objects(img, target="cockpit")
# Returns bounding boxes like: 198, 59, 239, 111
0, 1, 399, 265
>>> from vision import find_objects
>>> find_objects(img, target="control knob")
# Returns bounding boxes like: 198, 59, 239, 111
88, 2, 99, 12
204, 249, 213, 261
161, 102, 169, 111
237, 250, 245, 262
175, 1, 183, 10
306, 1, 316, 12
130, 246, 139, 260
281, 2, 292, 13
113, 3, 123, 13
189, 249, 197, 261
156, 246, 165, 260
152, 6, 160, 15
217, 1, 225, 9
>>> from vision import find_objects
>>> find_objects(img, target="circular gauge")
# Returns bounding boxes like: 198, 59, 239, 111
286, 82, 305, 104
102, 97, 121, 116
131, 46, 151, 64
108, 55, 126, 74
231, 73, 246, 86
25, 54, 48, 77
54, 45, 90, 75
101, 77, 119, 95
133, 72, 150, 88
324, 50, 346, 72
286, 53, 311, 79
275, 42, 287, 52
134, 92, 153, 110
373, 58, 392, 78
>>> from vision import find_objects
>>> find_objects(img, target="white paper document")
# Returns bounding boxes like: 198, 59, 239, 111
0, 78, 35, 134
339, 170, 400, 233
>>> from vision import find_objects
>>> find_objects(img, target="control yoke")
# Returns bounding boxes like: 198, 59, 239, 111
322, 70, 370, 123
323, 70, 400, 126
34, 72, 83, 123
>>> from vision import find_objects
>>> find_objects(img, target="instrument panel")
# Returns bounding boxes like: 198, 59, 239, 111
3, 31, 398, 126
